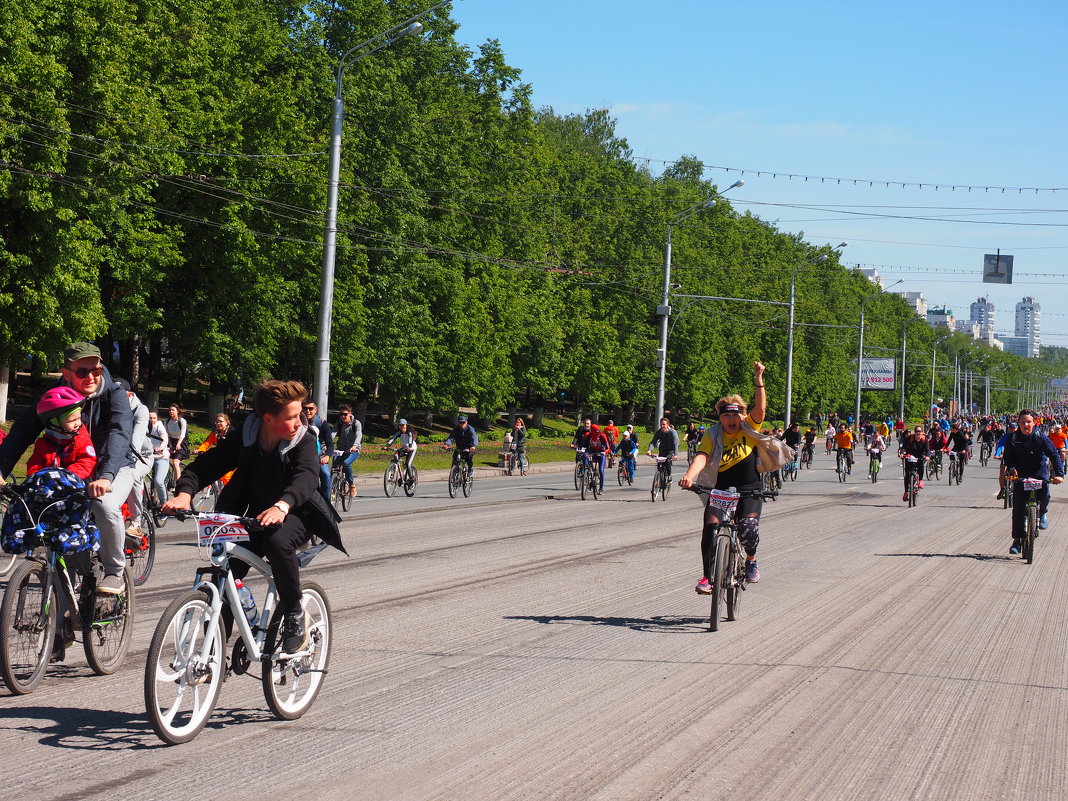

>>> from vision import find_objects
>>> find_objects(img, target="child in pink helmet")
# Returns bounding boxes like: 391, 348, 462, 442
26, 386, 98, 480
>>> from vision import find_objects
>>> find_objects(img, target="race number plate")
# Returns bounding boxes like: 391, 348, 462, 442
196, 514, 251, 544
708, 489, 741, 514
1022, 478, 1044, 491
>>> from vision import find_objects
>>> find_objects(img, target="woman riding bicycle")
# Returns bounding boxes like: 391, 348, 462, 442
898, 427, 930, 502
385, 419, 418, 480
680, 361, 791, 589
162, 379, 345, 654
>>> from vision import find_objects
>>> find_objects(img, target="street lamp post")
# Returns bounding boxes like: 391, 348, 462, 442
314, 16, 429, 413
654, 180, 743, 422
854, 279, 903, 430
784, 243, 847, 429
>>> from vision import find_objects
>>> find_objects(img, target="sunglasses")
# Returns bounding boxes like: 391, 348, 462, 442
69, 365, 102, 379
303, 406, 316, 411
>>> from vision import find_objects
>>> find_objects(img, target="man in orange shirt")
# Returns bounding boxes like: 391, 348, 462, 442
834, 423, 856, 474
1048, 424, 1067, 464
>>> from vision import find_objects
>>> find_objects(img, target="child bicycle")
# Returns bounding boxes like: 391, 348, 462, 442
685, 484, 753, 632
144, 510, 332, 744
0, 470, 134, 695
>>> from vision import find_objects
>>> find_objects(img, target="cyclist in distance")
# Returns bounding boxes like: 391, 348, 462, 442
647, 416, 680, 481
162, 379, 346, 654
945, 421, 969, 480
444, 415, 479, 477
146, 409, 170, 508
586, 424, 611, 491
571, 418, 593, 458
824, 422, 836, 453
302, 399, 333, 501
615, 430, 639, 482
196, 412, 236, 485
784, 422, 802, 453
165, 403, 188, 482
385, 418, 417, 479
509, 417, 527, 476
802, 426, 817, 463
1001, 409, 1064, 551
866, 428, 887, 467
898, 426, 930, 501
1047, 424, 1067, 466
680, 361, 779, 587
834, 423, 856, 474
333, 404, 363, 496
624, 424, 640, 450
0, 342, 135, 595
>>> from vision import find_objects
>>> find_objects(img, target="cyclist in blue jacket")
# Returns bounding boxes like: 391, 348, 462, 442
1001, 410, 1064, 553
444, 415, 479, 477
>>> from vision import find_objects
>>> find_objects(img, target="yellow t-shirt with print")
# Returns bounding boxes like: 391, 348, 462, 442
699, 413, 760, 471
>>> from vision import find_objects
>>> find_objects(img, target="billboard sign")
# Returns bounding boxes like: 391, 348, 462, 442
983, 253, 1013, 284
861, 357, 896, 390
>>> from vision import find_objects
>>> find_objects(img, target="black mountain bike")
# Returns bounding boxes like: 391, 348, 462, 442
0, 482, 134, 695
948, 451, 964, 485
651, 456, 672, 502
926, 450, 943, 482
580, 451, 601, 500
903, 455, 925, 507
835, 448, 851, 482
448, 448, 474, 498
687, 485, 752, 632
1017, 476, 1044, 565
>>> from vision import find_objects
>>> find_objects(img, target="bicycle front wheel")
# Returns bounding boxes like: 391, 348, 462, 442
661, 471, 670, 500
403, 466, 419, 497
384, 463, 399, 498
573, 464, 582, 491
709, 535, 729, 632
144, 589, 225, 744
340, 477, 352, 511
591, 469, 601, 500
462, 471, 473, 498
580, 468, 589, 500
1024, 505, 1037, 564
617, 464, 625, 486
448, 466, 462, 499
0, 560, 57, 695
128, 515, 156, 586
83, 566, 134, 675
262, 581, 332, 720
650, 471, 661, 503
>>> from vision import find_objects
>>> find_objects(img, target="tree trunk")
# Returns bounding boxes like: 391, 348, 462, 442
130, 334, 141, 389
0, 363, 10, 424
532, 406, 543, 429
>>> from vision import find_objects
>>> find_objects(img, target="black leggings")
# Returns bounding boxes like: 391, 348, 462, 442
701, 495, 762, 577
232, 514, 311, 613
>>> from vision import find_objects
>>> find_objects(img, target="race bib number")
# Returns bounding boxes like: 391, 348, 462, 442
197, 514, 251, 544
708, 489, 741, 514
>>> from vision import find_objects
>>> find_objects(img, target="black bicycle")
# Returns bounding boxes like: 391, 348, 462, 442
947, 451, 964, 486
686, 485, 752, 632
617, 453, 636, 486
448, 448, 474, 499
0, 481, 134, 695
903, 454, 925, 507
800, 443, 814, 469
330, 451, 355, 509
580, 451, 601, 501
122, 501, 156, 586
926, 450, 943, 482
506, 444, 527, 476
761, 469, 779, 500
1016, 476, 1044, 565
835, 448, 851, 482
979, 442, 992, 467
650, 456, 672, 502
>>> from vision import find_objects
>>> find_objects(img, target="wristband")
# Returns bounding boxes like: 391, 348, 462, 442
755, 384, 765, 388
273, 501, 290, 515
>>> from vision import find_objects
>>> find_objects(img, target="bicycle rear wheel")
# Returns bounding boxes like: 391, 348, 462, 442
403, 466, 419, 497
0, 560, 57, 695
144, 589, 224, 744
709, 534, 729, 632
262, 581, 332, 720
725, 541, 744, 622
127, 514, 156, 586
83, 566, 134, 675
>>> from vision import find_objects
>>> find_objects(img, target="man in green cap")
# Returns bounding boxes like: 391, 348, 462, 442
0, 342, 136, 594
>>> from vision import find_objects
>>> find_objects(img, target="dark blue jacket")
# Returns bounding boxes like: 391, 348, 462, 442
445, 425, 478, 451
1002, 431, 1064, 481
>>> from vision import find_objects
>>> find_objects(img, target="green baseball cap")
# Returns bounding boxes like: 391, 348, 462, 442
64, 342, 101, 364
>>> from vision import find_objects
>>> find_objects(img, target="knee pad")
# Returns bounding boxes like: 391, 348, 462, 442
737, 517, 760, 556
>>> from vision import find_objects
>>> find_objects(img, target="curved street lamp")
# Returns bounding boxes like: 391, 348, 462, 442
314, 18, 426, 413
655, 180, 743, 422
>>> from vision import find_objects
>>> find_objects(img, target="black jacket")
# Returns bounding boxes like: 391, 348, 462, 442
1002, 431, 1065, 482
176, 415, 345, 554
0, 365, 133, 482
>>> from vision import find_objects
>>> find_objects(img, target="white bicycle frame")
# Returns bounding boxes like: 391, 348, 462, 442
187, 515, 328, 666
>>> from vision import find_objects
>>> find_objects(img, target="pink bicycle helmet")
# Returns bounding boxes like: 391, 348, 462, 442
36, 386, 85, 427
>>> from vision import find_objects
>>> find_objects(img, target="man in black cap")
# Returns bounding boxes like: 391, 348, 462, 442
0, 342, 135, 594
444, 415, 479, 477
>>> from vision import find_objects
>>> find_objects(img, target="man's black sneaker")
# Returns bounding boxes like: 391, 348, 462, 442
282, 609, 309, 654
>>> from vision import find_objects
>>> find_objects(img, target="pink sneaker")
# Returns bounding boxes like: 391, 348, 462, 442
918, 480, 925, 489
695, 577, 712, 594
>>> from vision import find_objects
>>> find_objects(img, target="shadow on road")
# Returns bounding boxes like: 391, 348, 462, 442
875, 552, 1016, 562
505, 614, 708, 633
0, 703, 277, 751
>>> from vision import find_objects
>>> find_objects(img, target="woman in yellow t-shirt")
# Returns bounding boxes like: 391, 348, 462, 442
680, 361, 768, 589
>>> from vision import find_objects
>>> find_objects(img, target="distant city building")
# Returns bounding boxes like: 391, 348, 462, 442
855, 267, 883, 288
926, 305, 956, 330
969, 297, 996, 343
999, 334, 1031, 358
899, 291, 928, 317
1015, 297, 1041, 358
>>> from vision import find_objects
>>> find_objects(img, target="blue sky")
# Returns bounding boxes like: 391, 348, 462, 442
449, 1, 1068, 343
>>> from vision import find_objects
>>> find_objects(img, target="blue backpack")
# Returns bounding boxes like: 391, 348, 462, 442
1, 467, 100, 554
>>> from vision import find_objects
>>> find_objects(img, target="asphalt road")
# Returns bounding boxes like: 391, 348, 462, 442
2, 451, 1066, 800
